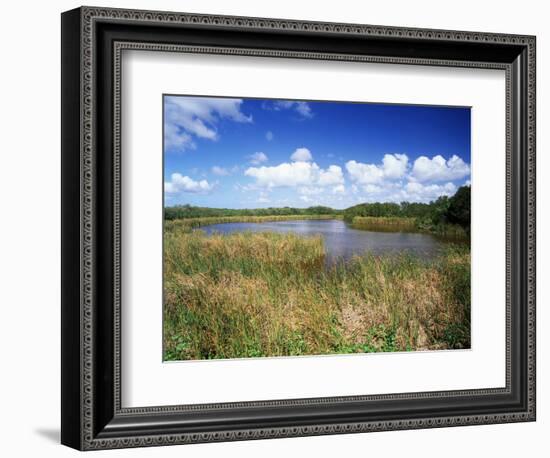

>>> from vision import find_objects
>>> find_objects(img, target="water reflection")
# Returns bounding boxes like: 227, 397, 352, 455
201, 219, 454, 262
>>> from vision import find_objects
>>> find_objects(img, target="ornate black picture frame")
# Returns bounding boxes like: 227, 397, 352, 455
61, 6, 536, 450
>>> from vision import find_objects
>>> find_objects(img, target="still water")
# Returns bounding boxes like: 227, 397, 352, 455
201, 219, 450, 261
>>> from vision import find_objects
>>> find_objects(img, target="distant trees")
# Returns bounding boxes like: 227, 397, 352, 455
399, 201, 433, 218
165, 186, 471, 234
343, 202, 401, 221
343, 185, 470, 233
164, 204, 343, 221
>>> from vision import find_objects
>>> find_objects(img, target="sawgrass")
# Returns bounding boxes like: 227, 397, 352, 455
163, 226, 470, 360
352, 216, 468, 239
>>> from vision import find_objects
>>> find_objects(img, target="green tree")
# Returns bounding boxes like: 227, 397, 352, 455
446, 185, 470, 231
430, 195, 450, 226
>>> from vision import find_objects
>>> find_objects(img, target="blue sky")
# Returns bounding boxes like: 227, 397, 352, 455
164, 95, 471, 209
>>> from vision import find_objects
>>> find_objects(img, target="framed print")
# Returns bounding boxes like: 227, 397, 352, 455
61, 6, 536, 450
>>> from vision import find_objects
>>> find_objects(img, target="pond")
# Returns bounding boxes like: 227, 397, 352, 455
200, 219, 452, 262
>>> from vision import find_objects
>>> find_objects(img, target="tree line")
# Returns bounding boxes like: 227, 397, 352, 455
343, 185, 470, 231
164, 204, 342, 220
165, 185, 470, 232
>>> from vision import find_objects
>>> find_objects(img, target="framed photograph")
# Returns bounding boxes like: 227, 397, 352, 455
61, 6, 536, 450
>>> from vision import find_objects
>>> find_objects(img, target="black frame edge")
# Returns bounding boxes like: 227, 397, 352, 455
61, 7, 83, 451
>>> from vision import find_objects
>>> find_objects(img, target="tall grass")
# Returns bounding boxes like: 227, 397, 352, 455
351, 216, 469, 239
164, 229, 470, 360
165, 214, 342, 234
351, 216, 417, 232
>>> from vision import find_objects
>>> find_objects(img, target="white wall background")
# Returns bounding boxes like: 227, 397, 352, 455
0, 0, 545, 456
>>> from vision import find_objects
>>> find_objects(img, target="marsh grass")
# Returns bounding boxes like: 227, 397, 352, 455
165, 214, 341, 233
352, 216, 468, 239
351, 216, 417, 232
163, 224, 470, 360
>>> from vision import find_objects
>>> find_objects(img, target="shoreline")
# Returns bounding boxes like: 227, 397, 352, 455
165, 214, 469, 241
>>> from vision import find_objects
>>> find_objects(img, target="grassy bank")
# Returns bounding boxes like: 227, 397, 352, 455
164, 228, 470, 360
165, 214, 341, 233
165, 204, 342, 220
351, 216, 417, 232
351, 216, 469, 239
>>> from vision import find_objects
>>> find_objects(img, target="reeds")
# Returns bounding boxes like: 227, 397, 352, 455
352, 216, 469, 239
163, 229, 471, 360
165, 214, 342, 234
351, 216, 417, 232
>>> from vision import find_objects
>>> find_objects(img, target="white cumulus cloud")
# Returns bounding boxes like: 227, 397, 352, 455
359, 181, 456, 203
290, 147, 313, 162
245, 149, 344, 190
382, 153, 409, 179
411, 154, 470, 182
164, 123, 195, 152
164, 96, 252, 152
403, 181, 457, 201
332, 184, 346, 194
164, 173, 215, 194
342, 152, 469, 203
245, 161, 320, 188
211, 166, 230, 176
364, 184, 384, 194
346, 153, 408, 184
346, 160, 384, 184
272, 100, 313, 119
248, 152, 268, 165
318, 165, 344, 186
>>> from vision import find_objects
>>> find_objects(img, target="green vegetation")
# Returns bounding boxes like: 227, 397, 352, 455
446, 186, 471, 230
344, 186, 470, 238
165, 186, 470, 239
350, 216, 468, 239
351, 216, 417, 232
165, 214, 342, 233
164, 226, 470, 360
165, 204, 342, 220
